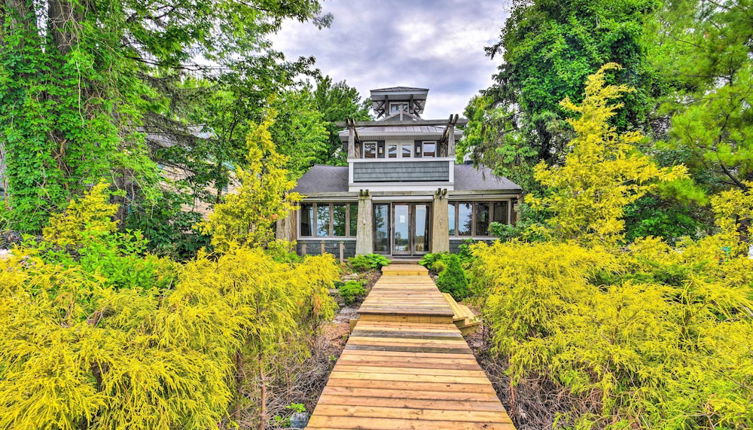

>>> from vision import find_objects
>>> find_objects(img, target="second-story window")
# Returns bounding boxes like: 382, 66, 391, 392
422, 141, 437, 157
401, 144, 412, 158
388, 144, 398, 158
363, 142, 377, 158
390, 102, 408, 114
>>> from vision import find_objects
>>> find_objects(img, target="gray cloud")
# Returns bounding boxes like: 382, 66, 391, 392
270, 0, 511, 118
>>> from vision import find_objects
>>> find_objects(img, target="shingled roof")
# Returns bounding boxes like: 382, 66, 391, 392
293, 164, 521, 194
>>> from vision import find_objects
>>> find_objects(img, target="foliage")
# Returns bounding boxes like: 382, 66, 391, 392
622, 195, 707, 243
0, 0, 326, 234
527, 64, 687, 245
0, 181, 339, 430
435, 254, 470, 301
458, 0, 662, 188
348, 254, 391, 272
269, 90, 330, 176
470, 233, 753, 428
418, 252, 450, 272
199, 114, 301, 251
312, 76, 372, 164
469, 67, 753, 429
337, 280, 366, 306
649, 0, 753, 193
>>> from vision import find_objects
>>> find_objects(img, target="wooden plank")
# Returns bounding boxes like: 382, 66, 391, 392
306, 264, 515, 430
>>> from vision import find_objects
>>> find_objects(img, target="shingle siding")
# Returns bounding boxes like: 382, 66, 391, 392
353, 161, 450, 182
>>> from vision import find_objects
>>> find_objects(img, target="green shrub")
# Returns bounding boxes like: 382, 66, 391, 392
348, 253, 391, 272
338, 280, 366, 305
419, 252, 449, 272
435, 254, 470, 300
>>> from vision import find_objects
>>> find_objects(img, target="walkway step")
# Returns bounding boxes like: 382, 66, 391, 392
308, 264, 514, 429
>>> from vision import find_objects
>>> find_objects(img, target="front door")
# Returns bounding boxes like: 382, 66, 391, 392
392, 203, 430, 256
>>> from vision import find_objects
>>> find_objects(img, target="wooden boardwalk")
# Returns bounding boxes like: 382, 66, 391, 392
307, 264, 514, 429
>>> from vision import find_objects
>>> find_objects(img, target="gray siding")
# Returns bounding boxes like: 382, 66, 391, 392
297, 239, 356, 259
353, 161, 450, 182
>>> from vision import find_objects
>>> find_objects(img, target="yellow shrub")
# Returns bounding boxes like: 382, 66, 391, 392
0, 227, 338, 430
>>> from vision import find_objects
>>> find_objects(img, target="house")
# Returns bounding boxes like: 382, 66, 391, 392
276, 86, 522, 259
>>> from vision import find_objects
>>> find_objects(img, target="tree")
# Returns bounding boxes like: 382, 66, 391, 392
528, 64, 686, 245
199, 113, 301, 251
648, 0, 753, 193
312, 77, 371, 165
0, 0, 327, 233
459, 0, 662, 188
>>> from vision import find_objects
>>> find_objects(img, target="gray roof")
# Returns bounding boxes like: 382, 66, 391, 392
454, 164, 522, 191
293, 164, 521, 194
371, 86, 429, 93
293, 165, 349, 193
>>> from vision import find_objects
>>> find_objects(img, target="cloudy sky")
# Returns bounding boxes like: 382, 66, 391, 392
270, 0, 511, 118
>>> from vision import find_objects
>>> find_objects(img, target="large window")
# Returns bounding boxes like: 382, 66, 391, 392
300, 203, 358, 237
449, 201, 512, 237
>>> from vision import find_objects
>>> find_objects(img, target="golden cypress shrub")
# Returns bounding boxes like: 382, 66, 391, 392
0, 184, 339, 429
470, 65, 753, 428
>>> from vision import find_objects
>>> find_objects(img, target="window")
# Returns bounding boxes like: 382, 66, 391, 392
388, 144, 398, 158
373, 204, 390, 253
457, 203, 473, 236
476, 202, 491, 236
349, 204, 358, 236
390, 102, 408, 114
333, 204, 347, 236
422, 141, 436, 157
414, 141, 423, 158
364, 142, 377, 159
448, 201, 512, 237
316, 205, 330, 237
300, 203, 358, 237
401, 144, 412, 158
448, 203, 456, 236
377, 141, 385, 158
492, 201, 509, 225
300, 204, 314, 236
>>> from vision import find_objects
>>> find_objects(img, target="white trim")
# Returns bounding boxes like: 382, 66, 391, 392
372, 195, 433, 202
349, 183, 455, 193
349, 157, 454, 163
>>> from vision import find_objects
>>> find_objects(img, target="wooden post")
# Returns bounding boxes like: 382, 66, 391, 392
301, 243, 307, 255
320, 240, 326, 255
355, 190, 374, 255
347, 125, 355, 159
339, 241, 345, 263
447, 115, 457, 157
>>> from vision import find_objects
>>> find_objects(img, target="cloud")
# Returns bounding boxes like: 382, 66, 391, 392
270, 0, 511, 118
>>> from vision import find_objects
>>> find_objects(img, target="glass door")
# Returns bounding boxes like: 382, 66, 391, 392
392, 204, 411, 255
390, 203, 431, 256
413, 204, 430, 254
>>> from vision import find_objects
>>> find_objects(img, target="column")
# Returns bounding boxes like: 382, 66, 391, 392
431, 189, 449, 253
355, 191, 373, 255
275, 210, 296, 242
